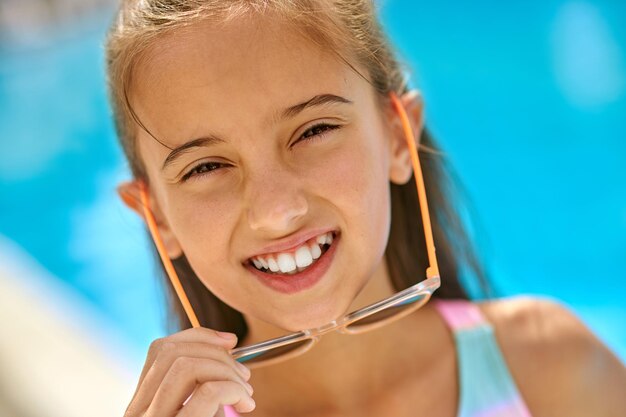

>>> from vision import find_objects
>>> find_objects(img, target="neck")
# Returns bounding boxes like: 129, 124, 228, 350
242, 261, 450, 416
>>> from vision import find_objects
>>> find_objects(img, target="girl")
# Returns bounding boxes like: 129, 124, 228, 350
106, 1, 626, 416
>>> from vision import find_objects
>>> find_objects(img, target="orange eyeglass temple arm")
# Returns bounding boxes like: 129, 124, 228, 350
139, 183, 201, 328
389, 93, 440, 280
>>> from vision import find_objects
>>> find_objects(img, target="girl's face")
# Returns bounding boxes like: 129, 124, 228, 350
126, 16, 413, 333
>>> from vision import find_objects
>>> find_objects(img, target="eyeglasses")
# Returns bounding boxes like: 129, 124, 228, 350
137, 92, 440, 369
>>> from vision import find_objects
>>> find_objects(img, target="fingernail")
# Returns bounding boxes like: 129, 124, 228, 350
236, 361, 251, 378
244, 382, 254, 395
217, 331, 237, 341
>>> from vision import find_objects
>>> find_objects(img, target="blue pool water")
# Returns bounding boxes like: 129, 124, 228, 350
1, 1, 624, 365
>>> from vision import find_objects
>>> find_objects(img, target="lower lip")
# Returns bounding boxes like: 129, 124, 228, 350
245, 233, 340, 294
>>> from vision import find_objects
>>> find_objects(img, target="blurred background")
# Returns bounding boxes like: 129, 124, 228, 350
0, 0, 624, 415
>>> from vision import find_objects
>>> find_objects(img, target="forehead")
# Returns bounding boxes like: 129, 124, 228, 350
130, 15, 364, 145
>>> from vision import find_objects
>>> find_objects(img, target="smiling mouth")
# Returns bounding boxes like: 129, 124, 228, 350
246, 231, 337, 276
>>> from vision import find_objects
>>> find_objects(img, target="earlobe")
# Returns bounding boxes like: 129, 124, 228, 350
388, 90, 424, 185
117, 181, 183, 259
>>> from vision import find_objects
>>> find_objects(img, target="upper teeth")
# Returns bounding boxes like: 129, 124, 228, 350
251, 232, 334, 274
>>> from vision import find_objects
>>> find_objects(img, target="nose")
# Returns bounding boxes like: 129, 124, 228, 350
245, 165, 308, 234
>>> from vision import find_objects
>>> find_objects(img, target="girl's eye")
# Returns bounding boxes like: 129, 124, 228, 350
296, 123, 340, 144
181, 161, 225, 182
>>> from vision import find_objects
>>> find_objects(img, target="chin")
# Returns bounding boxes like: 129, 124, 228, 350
270, 297, 354, 332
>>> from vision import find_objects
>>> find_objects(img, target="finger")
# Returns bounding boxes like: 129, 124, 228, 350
176, 381, 256, 417
139, 328, 238, 386
130, 342, 250, 413
149, 341, 251, 386
145, 357, 253, 417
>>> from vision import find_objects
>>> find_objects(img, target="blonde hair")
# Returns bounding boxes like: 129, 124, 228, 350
105, 0, 489, 336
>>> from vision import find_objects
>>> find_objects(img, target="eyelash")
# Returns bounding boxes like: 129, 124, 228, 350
297, 122, 340, 143
180, 122, 341, 182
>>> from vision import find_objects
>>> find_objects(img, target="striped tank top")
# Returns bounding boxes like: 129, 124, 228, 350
225, 299, 532, 417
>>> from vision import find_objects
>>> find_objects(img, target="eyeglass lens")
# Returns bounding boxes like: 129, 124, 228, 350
237, 338, 314, 365
344, 292, 430, 332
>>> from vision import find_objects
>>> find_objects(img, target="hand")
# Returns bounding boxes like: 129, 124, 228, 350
124, 327, 255, 417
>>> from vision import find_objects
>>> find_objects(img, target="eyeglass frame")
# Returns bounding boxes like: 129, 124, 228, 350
135, 91, 441, 368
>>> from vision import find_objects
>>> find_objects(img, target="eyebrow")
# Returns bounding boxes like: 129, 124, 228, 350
161, 94, 352, 171
161, 135, 225, 171
280, 93, 352, 120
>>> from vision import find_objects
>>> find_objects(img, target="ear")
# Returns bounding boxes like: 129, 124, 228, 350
117, 180, 183, 259
388, 90, 424, 185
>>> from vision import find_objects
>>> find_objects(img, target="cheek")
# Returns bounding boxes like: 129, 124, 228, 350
311, 126, 392, 248
174, 204, 245, 304
167, 191, 239, 277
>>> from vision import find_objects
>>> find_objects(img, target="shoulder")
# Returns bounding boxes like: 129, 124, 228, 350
476, 296, 626, 417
